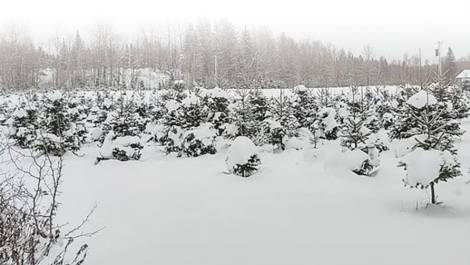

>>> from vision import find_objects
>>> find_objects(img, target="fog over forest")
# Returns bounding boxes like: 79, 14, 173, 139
1, 0, 470, 90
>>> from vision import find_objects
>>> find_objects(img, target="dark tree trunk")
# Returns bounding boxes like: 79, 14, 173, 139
430, 182, 436, 204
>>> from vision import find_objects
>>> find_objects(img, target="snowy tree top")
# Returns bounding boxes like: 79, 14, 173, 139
47, 91, 63, 101
165, 99, 180, 112
406, 90, 437, 109
400, 148, 457, 187
294, 85, 308, 92
182, 93, 200, 107
265, 119, 282, 130
225, 136, 259, 170
189, 123, 217, 146
12, 109, 27, 118
341, 149, 370, 171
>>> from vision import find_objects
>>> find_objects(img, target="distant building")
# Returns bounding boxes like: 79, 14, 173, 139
456, 70, 470, 85
456, 70, 470, 91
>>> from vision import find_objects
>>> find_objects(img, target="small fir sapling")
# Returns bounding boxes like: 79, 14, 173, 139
292, 85, 317, 130
462, 80, 470, 91
339, 85, 378, 176
7, 104, 38, 148
316, 107, 339, 140
229, 89, 270, 145
265, 119, 286, 151
160, 90, 217, 157
268, 89, 300, 150
181, 123, 217, 157
225, 136, 261, 177
97, 94, 144, 162
35, 91, 83, 156
398, 89, 463, 204
339, 86, 372, 151
199, 87, 232, 136
272, 89, 300, 136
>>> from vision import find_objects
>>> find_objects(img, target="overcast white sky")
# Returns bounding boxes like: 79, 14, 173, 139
1, 0, 469, 61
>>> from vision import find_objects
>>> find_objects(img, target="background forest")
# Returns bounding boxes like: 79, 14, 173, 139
1, 21, 468, 90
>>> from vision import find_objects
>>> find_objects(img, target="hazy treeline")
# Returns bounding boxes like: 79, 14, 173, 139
0, 20, 466, 90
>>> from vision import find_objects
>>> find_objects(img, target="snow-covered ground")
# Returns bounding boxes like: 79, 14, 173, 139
56, 118, 470, 265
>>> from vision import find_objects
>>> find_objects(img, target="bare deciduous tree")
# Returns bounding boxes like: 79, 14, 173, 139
0, 137, 99, 265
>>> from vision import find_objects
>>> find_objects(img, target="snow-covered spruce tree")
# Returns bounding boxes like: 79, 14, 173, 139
148, 89, 167, 122
247, 89, 270, 138
429, 71, 451, 103
7, 104, 38, 148
131, 91, 154, 132
180, 123, 217, 157
90, 91, 114, 122
353, 88, 381, 134
399, 84, 419, 101
381, 112, 395, 130
84, 91, 113, 142
268, 89, 300, 151
0, 96, 13, 126
160, 90, 217, 157
448, 86, 470, 120
389, 110, 416, 140
373, 92, 396, 131
66, 92, 89, 144
229, 89, 270, 145
227, 90, 254, 138
103, 94, 145, 137
316, 107, 339, 140
340, 120, 375, 176
350, 87, 378, 130
99, 92, 115, 112
172, 80, 186, 91
199, 87, 232, 136
390, 88, 422, 140
157, 91, 186, 153
225, 136, 261, 177
463, 80, 470, 92
316, 86, 333, 108
339, 86, 378, 176
363, 110, 381, 134
178, 94, 217, 157
374, 89, 396, 129
340, 112, 371, 151
142, 90, 172, 143
357, 88, 390, 152
97, 94, 144, 162
34, 91, 83, 156
292, 85, 317, 130
397, 90, 463, 204
427, 71, 470, 119
266, 120, 286, 151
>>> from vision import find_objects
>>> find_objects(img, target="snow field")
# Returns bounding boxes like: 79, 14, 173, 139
56, 123, 470, 265
2, 85, 470, 264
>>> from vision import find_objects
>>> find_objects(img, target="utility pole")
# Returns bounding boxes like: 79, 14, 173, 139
419, 48, 423, 88
214, 54, 218, 87
435, 41, 442, 76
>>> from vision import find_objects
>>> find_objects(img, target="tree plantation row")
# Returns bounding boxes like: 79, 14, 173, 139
1, 75, 469, 203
